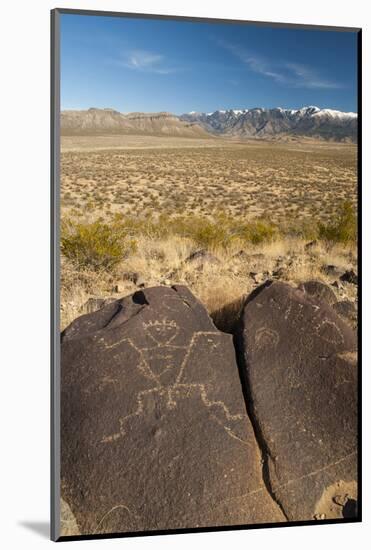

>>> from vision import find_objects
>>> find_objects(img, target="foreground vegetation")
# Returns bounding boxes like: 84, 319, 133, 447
60, 202, 357, 331
60, 138, 357, 331
61, 201, 356, 270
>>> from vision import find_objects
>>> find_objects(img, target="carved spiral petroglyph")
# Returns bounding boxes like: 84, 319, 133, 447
254, 327, 280, 349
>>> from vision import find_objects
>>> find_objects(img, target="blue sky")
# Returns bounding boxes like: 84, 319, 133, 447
60, 14, 358, 114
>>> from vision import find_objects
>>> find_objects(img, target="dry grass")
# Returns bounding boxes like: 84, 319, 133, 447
60, 135, 357, 332
61, 137, 357, 225
60, 233, 357, 332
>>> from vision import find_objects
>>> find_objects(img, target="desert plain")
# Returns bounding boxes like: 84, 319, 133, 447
60, 134, 357, 332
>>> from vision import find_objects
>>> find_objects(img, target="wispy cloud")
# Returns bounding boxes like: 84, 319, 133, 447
219, 41, 343, 90
284, 62, 342, 89
118, 49, 177, 75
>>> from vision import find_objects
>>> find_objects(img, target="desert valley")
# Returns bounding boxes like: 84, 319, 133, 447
60, 106, 357, 333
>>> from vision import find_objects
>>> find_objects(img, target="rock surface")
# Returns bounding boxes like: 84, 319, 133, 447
333, 300, 358, 329
340, 270, 358, 285
298, 280, 337, 306
236, 281, 357, 521
61, 285, 284, 535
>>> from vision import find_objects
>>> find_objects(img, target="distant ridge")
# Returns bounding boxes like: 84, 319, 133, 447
61, 106, 357, 142
180, 106, 357, 142
61, 108, 209, 138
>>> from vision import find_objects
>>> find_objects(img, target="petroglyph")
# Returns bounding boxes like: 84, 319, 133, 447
315, 318, 344, 345
100, 330, 244, 444
61, 286, 288, 534
143, 319, 180, 345
93, 504, 140, 534
237, 281, 357, 521
254, 327, 280, 350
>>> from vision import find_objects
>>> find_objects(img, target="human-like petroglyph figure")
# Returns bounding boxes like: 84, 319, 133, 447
101, 322, 244, 443
61, 286, 285, 535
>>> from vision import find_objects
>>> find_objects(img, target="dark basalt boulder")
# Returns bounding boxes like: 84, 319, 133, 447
236, 281, 357, 521
321, 264, 344, 279
340, 270, 358, 285
298, 279, 337, 306
61, 285, 284, 535
333, 300, 357, 329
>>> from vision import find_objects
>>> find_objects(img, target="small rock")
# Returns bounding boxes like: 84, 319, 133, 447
321, 264, 344, 278
331, 280, 343, 290
185, 249, 220, 266
305, 240, 318, 250
340, 270, 358, 285
122, 271, 146, 286
272, 268, 286, 279
249, 271, 270, 284
122, 271, 140, 283
314, 513, 326, 520
233, 250, 249, 259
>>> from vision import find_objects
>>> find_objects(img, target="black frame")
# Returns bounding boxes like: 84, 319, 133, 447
51, 8, 362, 542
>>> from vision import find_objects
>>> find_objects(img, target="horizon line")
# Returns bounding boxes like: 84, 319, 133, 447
61, 104, 358, 115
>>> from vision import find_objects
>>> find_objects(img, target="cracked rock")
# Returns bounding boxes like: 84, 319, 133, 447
61, 285, 284, 535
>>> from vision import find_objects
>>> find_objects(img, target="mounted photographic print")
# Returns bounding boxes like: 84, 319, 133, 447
51, 8, 361, 541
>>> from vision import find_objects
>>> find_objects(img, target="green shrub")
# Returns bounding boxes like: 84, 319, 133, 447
237, 220, 278, 245
192, 221, 232, 249
61, 219, 137, 270
282, 218, 319, 240
318, 201, 357, 244
117, 213, 279, 249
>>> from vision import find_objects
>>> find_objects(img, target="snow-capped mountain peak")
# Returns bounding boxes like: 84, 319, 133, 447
180, 105, 357, 142
312, 108, 357, 120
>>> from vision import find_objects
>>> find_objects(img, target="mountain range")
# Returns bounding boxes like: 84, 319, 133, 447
61, 108, 209, 138
180, 106, 357, 142
61, 106, 357, 142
